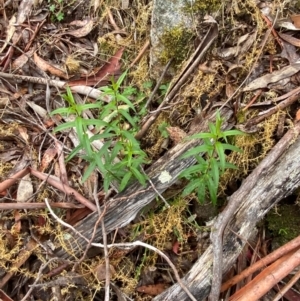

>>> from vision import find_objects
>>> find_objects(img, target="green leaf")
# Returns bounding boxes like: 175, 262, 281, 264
189, 132, 215, 140
74, 117, 85, 143
89, 132, 116, 141
81, 133, 93, 157
103, 174, 111, 192
196, 179, 207, 203
207, 176, 217, 205
209, 158, 219, 188
116, 94, 135, 110
77, 103, 101, 111
67, 144, 83, 161
224, 162, 238, 169
215, 141, 226, 172
81, 119, 110, 128
222, 129, 245, 137
81, 161, 97, 183
116, 70, 128, 88
181, 144, 213, 159
131, 167, 147, 186
94, 154, 106, 174
53, 120, 76, 132
180, 163, 206, 179
65, 86, 75, 104
182, 178, 200, 196
51, 107, 73, 116
119, 109, 137, 127
220, 143, 242, 153
120, 171, 132, 191
208, 122, 217, 136
111, 141, 123, 160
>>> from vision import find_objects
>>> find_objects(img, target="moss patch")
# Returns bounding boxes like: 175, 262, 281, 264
159, 25, 194, 66
266, 204, 300, 246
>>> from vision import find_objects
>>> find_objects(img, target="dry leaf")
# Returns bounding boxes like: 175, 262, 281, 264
12, 49, 35, 70
27, 101, 47, 118
68, 48, 124, 87
166, 126, 187, 144
39, 147, 57, 172
0, 15, 16, 53
296, 109, 300, 121
34, 52, 69, 79
136, 283, 169, 296
18, 126, 29, 144
243, 63, 300, 91
66, 19, 94, 38
94, 263, 116, 281
291, 14, 300, 28
16, 174, 33, 202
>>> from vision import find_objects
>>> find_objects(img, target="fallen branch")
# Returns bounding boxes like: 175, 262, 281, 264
153, 121, 300, 301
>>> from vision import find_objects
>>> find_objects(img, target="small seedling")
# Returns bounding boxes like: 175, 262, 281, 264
51, 71, 149, 192
180, 112, 244, 205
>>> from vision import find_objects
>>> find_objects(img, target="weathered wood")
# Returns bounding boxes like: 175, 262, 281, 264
54, 107, 234, 259
153, 121, 300, 301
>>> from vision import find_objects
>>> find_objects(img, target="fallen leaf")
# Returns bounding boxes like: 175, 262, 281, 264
39, 147, 57, 172
136, 283, 169, 296
291, 14, 300, 28
17, 126, 29, 144
243, 62, 300, 91
0, 15, 16, 53
172, 240, 180, 254
94, 263, 116, 281
27, 101, 47, 118
12, 48, 35, 70
16, 174, 33, 202
65, 19, 94, 38
34, 52, 69, 79
296, 109, 300, 121
67, 48, 124, 87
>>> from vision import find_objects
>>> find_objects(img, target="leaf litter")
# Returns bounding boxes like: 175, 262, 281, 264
1, 0, 300, 301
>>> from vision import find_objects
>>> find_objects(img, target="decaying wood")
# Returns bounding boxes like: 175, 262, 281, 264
54, 107, 234, 259
153, 121, 300, 301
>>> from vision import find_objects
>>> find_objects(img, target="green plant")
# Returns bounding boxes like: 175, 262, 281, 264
180, 112, 244, 205
48, 0, 76, 22
51, 71, 149, 192
158, 121, 170, 138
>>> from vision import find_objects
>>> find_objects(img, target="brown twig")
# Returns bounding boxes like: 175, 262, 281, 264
0, 202, 85, 210
31, 168, 97, 211
0, 167, 30, 193
245, 91, 300, 128
229, 248, 300, 301
272, 268, 300, 301
221, 234, 300, 292
129, 40, 150, 69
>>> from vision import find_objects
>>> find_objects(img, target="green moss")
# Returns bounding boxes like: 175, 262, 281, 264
183, 0, 222, 13
159, 25, 194, 66
266, 205, 300, 246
